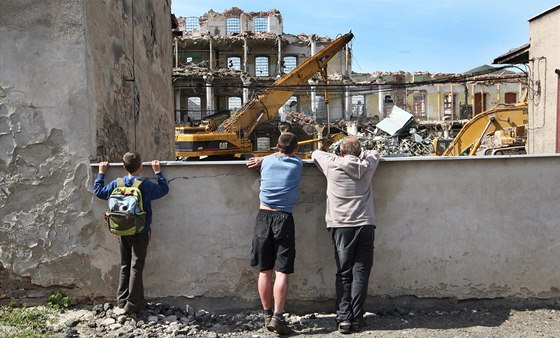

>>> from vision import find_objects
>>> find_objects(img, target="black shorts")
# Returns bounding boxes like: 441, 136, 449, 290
251, 209, 295, 274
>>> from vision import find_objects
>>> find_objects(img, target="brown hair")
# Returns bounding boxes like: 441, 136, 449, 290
277, 132, 298, 154
123, 151, 142, 174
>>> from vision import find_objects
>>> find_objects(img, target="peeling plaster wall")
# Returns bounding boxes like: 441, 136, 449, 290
0, 0, 173, 303
84, 156, 560, 305
85, 0, 174, 161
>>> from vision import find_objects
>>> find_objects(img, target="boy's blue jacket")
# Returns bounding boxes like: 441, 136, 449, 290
94, 172, 169, 234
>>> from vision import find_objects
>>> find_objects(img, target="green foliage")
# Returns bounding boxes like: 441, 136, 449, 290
0, 305, 56, 338
47, 291, 71, 310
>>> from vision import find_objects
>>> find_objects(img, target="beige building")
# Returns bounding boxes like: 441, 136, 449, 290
527, 5, 560, 154
494, 5, 560, 154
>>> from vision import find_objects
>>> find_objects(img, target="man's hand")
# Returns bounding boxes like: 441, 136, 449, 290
151, 160, 161, 173
246, 157, 263, 169
99, 161, 109, 174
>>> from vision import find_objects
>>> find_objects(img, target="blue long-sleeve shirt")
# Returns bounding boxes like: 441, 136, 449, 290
94, 172, 169, 234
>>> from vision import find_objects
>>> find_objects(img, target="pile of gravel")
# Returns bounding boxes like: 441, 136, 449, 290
51, 302, 339, 337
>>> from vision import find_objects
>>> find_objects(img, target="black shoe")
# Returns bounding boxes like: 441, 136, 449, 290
123, 302, 139, 314
350, 318, 366, 332
267, 316, 293, 335
338, 321, 352, 334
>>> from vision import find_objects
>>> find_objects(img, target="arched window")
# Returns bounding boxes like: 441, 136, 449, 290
254, 17, 268, 32
184, 17, 198, 32
187, 97, 202, 121
227, 56, 241, 70
228, 97, 242, 112
255, 56, 269, 77
352, 95, 365, 117
282, 56, 297, 73
226, 18, 240, 34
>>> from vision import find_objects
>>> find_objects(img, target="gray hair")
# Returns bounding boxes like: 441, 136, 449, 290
340, 136, 361, 156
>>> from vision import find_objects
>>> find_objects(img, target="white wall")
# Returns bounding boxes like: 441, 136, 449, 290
85, 156, 560, 305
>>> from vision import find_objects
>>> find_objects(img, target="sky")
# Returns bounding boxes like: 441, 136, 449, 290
171, 0, 559, 74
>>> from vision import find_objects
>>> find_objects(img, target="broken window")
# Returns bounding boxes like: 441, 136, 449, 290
228, 97, 242, 112
254, 17, 268, 32
185, 17, 198, 32
283, 56, 297, 73
226, 18, 241, 34
283, 96, 298, 112
255, 56, 269, 77
315, 95, 326, 119
412, 92, 426, 117
227, 56, 241, 70
187, 97, 202, 121
351, 95, 365, 117
382, 94, 395, 117
444, 93, 455, 117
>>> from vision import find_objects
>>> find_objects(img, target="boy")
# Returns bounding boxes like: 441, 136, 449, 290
94, 151, 169, 314
246, 132, 303, 335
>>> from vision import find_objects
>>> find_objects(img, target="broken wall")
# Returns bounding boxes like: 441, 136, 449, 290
0, 0, 173, 303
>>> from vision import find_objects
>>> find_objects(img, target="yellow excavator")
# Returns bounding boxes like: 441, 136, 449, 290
175, 32, 354, 159
436, 101, 528, 156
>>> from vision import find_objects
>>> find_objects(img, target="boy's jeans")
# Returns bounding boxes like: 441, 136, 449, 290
117, 233, 149, 309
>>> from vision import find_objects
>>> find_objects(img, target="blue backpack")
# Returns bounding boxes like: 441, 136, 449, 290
105, 178, 146, 236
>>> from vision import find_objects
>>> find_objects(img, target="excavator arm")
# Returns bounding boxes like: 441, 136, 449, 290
176, 32, 354, 159
441, 102, 528, 156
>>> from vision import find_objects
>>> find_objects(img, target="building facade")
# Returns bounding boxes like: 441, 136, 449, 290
527, 5, 560, 154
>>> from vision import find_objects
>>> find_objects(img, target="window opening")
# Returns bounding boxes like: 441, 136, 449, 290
255, 56, 269, 76
226, 18, 241, 34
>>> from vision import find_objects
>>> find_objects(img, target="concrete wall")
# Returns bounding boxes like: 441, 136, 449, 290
72, 156, 560, 306
0, 0, 173, 303
528, 8, 560, 154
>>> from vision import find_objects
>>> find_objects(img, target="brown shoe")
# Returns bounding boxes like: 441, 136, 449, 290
267, 316, 293, 335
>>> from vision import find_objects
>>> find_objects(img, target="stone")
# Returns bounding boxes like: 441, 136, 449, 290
100, 318, 116, 326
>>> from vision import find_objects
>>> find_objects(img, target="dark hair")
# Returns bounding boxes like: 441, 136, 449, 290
123, 151, 142, 173
277, 132, 298, 154
340, 136, 362, 156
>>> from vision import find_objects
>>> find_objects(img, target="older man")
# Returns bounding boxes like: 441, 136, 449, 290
312, 136, 380, 334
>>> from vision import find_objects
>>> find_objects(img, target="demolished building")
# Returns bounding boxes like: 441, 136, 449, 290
173, 8, 528, 157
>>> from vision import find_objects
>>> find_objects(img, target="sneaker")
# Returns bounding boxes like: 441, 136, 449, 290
350, 318, 366, 332
264, 315, 273, 328
338, 321, 352, 334
267, 316, 293, 335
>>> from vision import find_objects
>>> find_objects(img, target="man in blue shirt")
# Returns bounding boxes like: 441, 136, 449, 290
247, 132, 302, 335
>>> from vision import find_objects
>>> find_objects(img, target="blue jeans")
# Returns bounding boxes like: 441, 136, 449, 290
331, 225, 375, 322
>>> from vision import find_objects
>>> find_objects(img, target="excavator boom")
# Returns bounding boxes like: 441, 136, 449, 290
176, 32, 354, 159
441, 102, 528, 156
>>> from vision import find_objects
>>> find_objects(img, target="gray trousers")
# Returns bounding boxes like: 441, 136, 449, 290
117, 233, 149, 308
331, 225, 375, 322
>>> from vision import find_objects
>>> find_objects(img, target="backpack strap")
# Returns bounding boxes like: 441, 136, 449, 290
132, 179, 143, 188
117, 178, 125, 187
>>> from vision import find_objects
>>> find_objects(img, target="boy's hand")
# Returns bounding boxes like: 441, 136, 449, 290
99, 161, 109, 174
151, 160, 161, 173
246, 156, 263, 169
